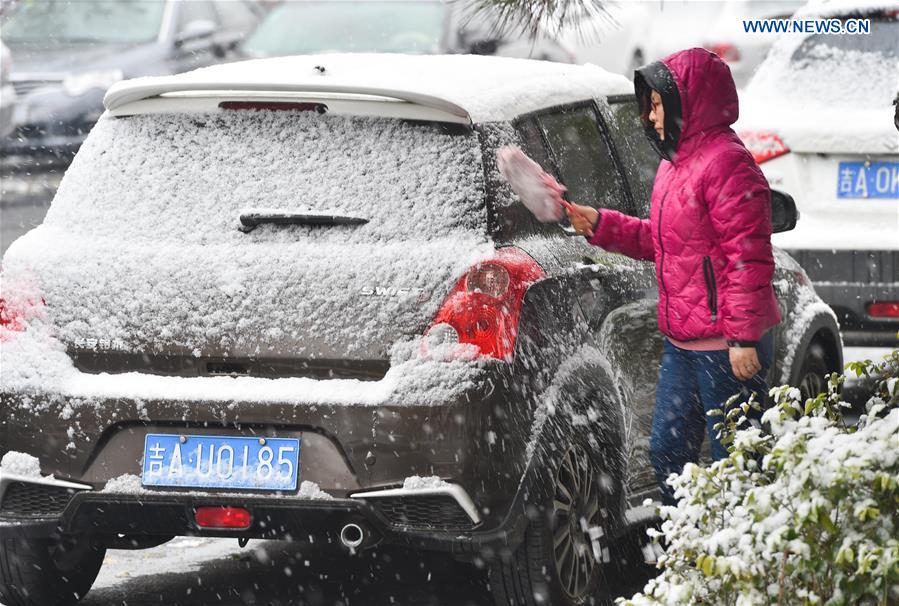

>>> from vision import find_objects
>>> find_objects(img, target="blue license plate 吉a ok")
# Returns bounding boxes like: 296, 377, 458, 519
837, 161, 899, 199
141, 434, 300, 491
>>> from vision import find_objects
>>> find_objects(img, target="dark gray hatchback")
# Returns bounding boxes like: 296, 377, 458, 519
0, 55, 842, 606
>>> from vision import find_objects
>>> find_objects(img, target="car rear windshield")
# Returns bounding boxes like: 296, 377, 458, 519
46, 110, 487, 243
782, 16, 898, 109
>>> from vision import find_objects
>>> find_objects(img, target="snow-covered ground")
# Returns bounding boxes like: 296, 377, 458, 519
843, 346, 896, 369
82, 536, 494, 606
92, 537, 248, 591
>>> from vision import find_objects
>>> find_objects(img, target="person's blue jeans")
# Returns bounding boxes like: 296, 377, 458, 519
649, 332, 774, 506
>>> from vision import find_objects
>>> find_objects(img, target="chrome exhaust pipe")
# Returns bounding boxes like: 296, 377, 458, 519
339, 522, 365, 550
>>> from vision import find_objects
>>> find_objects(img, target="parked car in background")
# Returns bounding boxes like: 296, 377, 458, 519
562, 1, 725, 78
0, 42, 15, 138
701, 0, 804, 87
237, 0, 574, 62
0, 0, 262, 160
0, 54, 840, 606
738, 2, 899, 347
563, 0, 802, 86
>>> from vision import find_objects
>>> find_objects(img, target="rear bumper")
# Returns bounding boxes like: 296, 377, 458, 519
0, 363, 543, 546
782, 249, 899, 346
0, 488, 526, 554
812, 282, 899, 346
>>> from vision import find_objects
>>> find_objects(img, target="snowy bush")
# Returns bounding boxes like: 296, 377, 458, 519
621, 350, 899, 606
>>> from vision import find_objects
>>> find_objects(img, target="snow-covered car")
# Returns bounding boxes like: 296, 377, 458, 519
561, 1, 722, 78
738, 2, 899, 347
0, 54, 841, 606
701, 0, 805, 88
236, 0, 575, 62
564, 0, 802, 86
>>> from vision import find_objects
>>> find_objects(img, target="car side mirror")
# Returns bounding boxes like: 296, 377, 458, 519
468, 37, 502, 55
459, 28, 503, 56
175, 19, 216, 47
771, 189, 799, 233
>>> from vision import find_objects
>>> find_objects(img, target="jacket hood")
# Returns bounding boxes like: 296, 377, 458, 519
635, 48, 739, 161
634, 61, 682, 162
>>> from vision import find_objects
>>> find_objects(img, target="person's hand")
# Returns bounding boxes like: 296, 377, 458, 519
729, 346, 761, 381
566, 204, 599, 237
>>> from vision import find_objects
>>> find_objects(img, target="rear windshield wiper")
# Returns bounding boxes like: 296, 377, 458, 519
238, 209, 369, 233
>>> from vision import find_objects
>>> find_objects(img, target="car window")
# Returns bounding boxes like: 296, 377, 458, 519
1, 0, 166, 44
607, 97, 660, 218
215, 0, 258, 31
480, 123, 539, 239
743, 0, 803, 17
537, 105, 630, 214
514, 118, 556, 179
241, 1, 446, 55
178, 0, 218, 31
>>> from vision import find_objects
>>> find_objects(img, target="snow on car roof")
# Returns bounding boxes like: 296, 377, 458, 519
797, 0, 899, 17
104, 53, 634, 124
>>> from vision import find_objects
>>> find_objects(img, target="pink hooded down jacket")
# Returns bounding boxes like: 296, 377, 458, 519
588, 48, 781, 343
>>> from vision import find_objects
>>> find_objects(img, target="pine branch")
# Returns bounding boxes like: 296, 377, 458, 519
460, 0, 618, 43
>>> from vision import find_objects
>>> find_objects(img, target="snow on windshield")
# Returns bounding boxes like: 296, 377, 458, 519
242, 1, 446, 55
1, 0, 166, 45
45, 110, 487, 243
748, 17, 898, 110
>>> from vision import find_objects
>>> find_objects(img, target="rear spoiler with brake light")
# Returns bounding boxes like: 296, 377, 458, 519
104, 80, 473, 125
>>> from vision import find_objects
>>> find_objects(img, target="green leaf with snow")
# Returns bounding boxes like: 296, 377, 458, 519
618, 350, 899, 606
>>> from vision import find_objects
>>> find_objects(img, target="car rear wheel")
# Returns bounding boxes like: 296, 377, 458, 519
0, 535, 105, 606
797, 341, 831, 402
488, 442, 615, 606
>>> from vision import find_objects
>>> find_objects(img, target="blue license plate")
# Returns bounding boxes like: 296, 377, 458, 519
142, 434, 300, 491
837, 161, 899, 199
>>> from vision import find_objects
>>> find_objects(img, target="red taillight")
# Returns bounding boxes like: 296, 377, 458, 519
868, 302, 899, 319
219, 101, 327, 113
424, 248, 544, 361
705, 42, 741, 63
195, 506, 252, 529
739, 130, 790, 164
0, 298, 18, 331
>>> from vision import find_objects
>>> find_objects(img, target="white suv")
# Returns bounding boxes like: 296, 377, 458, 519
738, 2, 899, 346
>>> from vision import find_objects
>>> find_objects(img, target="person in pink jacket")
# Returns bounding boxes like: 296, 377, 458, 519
568, 48, 782, 505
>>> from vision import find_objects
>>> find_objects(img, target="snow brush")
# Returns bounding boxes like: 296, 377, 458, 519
496, 145, 576, 223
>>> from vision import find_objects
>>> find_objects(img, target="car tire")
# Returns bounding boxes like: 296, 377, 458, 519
0, 535, 106, 606
797, 340, 831, 402
488, 439, 616, 606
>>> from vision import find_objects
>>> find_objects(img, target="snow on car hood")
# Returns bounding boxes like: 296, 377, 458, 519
2, 110, 493, 362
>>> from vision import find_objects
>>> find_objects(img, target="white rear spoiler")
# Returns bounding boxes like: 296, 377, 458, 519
104, 80, 473, 125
